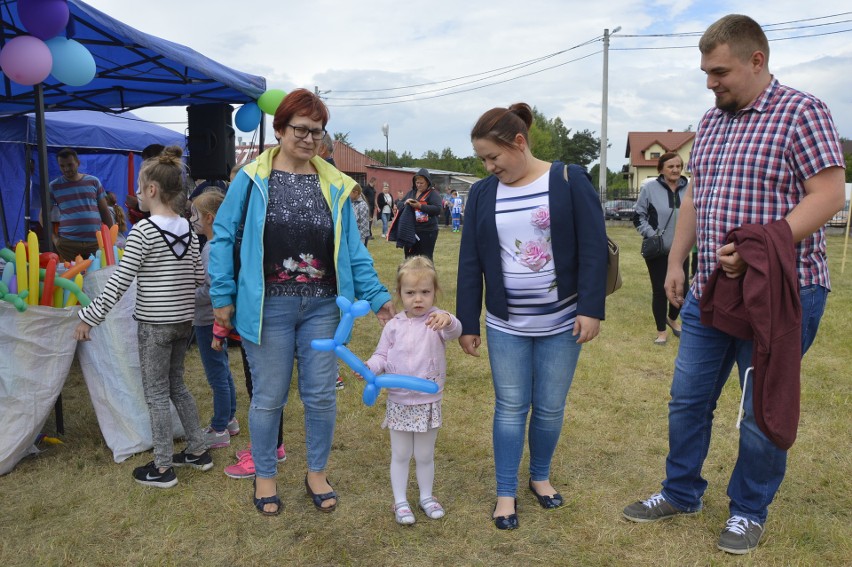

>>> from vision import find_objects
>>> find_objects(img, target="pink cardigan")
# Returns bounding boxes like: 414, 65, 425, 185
365, 307, 461, 405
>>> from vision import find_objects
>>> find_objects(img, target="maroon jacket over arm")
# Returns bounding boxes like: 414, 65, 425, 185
699, 220, 802, 450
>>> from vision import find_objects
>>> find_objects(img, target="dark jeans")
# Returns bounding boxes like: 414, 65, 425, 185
644, 254, 688, 332
405, 230, 438, 260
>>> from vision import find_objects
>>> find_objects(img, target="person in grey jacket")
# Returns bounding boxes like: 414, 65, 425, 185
633, 152, 689, 345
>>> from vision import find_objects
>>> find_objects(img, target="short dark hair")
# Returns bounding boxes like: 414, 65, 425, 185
57, 148, 78, 161
141, 144, 165, 160
656, 152, 683, 172
699, 14, 769, 63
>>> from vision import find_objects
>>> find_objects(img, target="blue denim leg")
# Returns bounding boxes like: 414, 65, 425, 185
242, 296, 339, 479
194, 324, 237, 431
661, 293, 750, 513
726, 284, 827, 523
381, 212, 390, 234
486, 327, 582, 497
663, 286, 827, 522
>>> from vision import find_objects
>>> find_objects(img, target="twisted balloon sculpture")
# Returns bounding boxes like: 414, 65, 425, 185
311, 296, 439, 406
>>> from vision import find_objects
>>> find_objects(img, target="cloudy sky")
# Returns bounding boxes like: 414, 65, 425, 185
86, 0, 852, 170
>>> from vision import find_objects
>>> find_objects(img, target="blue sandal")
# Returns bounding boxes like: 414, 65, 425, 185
253, 480, 282, 516
305, 475, 338, 512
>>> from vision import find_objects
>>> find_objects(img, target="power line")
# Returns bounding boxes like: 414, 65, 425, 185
329, 35, 602, 95
327, 51, 601, 108
327, 13, 852, 107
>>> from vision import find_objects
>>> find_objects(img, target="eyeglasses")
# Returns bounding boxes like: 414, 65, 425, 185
286, 124, 326, 141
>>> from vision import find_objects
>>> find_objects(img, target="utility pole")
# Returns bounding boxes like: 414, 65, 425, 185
599, 26, 620, 202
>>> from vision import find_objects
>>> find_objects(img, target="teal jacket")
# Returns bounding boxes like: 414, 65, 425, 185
208, 146, 391, 344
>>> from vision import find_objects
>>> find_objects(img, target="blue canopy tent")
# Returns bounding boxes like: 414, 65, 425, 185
0, 0, 266, 248
0, 110, 187, 245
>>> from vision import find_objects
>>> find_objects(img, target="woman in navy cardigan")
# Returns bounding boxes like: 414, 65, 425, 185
457, 103, 608, 530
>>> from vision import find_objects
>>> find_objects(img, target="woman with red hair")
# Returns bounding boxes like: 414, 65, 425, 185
209, 89, 394, 516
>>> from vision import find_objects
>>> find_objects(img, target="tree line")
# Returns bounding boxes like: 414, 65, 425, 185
348, 107, 628, 196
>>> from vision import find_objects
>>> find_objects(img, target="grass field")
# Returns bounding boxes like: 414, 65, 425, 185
1, 223, 850, 566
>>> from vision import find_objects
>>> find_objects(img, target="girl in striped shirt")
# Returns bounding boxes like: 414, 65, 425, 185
74, 146, 210, 489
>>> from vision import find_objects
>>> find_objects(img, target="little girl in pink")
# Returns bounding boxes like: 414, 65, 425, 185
364, 256, 461, 525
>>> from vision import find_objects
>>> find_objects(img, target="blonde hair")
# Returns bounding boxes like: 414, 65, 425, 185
192, 189, 225, 217
138, 145, 187, 206
395, 256, 441, 303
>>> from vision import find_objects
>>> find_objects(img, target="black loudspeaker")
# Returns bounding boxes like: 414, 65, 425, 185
187, 103, 235, 180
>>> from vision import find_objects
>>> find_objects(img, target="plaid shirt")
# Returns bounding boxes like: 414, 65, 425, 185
689, 78, 844, 298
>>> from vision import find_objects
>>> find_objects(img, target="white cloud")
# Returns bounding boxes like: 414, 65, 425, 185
89, 0, 852, 170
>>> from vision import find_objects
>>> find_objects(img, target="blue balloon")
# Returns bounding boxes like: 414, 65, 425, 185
234, 102, 262, 132
46, 36, 96, 86
376, 374, 439, 394
312, 296, 441, 406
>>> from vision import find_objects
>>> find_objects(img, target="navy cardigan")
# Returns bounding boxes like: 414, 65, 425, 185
456, 162, 608, 336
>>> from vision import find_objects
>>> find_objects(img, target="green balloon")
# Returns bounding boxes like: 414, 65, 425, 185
257, 89, 287, 115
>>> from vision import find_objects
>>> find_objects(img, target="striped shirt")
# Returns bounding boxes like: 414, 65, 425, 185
79, 217, 204, 326
485, 172, 577, 336
690, 78, 844, 298
49, 174, 106, 241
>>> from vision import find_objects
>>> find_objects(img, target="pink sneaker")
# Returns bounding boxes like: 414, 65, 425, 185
224, 451, 254, 479
235, 444, 287, 463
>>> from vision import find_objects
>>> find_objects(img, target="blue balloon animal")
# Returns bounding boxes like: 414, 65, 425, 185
311, 296, 439, 406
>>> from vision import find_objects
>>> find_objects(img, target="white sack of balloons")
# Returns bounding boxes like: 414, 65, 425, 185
0, 0, 96, 87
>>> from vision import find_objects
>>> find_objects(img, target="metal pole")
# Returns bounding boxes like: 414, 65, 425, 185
599, 26, 620, 203
34, 84, 53, 253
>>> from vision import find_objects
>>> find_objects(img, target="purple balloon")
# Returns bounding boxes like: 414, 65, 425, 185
18, 0, 70, 40
0, 35, 52, 86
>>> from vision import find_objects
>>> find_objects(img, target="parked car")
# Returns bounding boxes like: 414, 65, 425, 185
604, 199, 637, 221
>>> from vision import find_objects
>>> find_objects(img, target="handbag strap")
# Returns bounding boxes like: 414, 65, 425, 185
657, 209, 674, 236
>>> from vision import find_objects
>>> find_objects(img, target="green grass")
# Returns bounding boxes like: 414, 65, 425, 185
1, 223, 850, 566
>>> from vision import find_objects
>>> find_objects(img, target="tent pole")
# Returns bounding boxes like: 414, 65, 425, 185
259, 114, 265, 153
33, 84, 64, 435
33, 84, 53, 253
0, 178, 8, 247
23, 144, 32, 237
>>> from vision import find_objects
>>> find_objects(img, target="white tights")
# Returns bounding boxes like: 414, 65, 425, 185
389, 428, 438, 504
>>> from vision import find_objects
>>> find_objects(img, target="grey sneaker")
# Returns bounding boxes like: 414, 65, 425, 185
622, 493, 697, 522
717, 515, 764, 554
203, 426, 230, 449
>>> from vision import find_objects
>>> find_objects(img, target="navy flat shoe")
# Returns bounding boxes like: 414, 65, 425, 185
529, 479, 564, 509
305, 475, 338, 513
252, 479, 282, 516
493, 498, 519, 530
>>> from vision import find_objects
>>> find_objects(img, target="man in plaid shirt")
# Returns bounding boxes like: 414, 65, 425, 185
622, 14, 846, 555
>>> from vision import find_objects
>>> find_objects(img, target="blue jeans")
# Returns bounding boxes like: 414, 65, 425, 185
486, 327, 583, 497
194, 324, 237, 431
381, 212, 391, 235
662, 286, 827, 523
242, 296, 339, 479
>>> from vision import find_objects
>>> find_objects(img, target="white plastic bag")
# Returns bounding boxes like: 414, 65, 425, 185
77, 266, 184, 463
0, 302, 79, 475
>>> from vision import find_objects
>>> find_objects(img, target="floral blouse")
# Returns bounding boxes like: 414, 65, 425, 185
262, 170, 336, 298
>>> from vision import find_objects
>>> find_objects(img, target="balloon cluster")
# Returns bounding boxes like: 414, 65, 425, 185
0, 0, 96, 87
233, 88, 288, 132
0, 231, 91, 312
311, 297, 440, 406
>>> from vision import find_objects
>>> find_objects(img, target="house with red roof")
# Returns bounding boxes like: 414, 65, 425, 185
624, 130, 695, 194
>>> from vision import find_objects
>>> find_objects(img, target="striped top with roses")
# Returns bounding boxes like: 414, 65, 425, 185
485, 171, 577, 336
